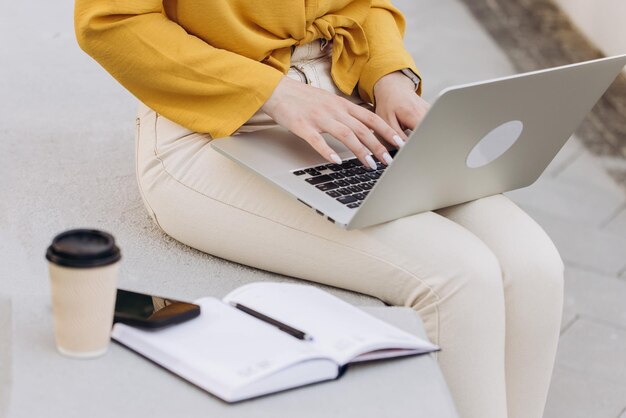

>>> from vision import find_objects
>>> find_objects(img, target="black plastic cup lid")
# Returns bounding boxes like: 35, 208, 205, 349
46, 229, 121, 268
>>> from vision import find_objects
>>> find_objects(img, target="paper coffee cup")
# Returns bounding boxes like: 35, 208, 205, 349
46, 229, 121, 358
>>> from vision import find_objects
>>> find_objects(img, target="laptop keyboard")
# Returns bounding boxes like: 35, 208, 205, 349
292, 149, 397, 209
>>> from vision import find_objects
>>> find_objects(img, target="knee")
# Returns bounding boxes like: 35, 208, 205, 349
533, 240, 564, 295
396, 234, 505, 346
503, 227, 565, 300
402, 232, 504, 311
443, 238, 505, 304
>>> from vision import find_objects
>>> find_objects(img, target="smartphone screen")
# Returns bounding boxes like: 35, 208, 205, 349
114, 289, 201, 329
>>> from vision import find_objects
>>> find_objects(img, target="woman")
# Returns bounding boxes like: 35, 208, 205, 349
74, 1, 564, 417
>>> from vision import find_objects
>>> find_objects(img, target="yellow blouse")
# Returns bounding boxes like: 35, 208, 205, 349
75, 0, 421, 139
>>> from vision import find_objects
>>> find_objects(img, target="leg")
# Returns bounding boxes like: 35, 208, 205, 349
135, 105, 509, 417
437, 195, 564, 418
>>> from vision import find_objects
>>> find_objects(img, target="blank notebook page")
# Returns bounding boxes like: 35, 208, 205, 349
223, 283, 438, 365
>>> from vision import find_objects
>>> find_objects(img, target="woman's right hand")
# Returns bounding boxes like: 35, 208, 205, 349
261, 76, 406, 169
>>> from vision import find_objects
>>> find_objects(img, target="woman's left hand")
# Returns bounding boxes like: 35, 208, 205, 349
373, 70, 431, 143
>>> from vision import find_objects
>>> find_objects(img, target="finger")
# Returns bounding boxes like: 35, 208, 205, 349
323, 120, 377, 170
404, 99, 430, 130
347, 104, 405, 150
383, 112, 409, 143
340, 116, 393, 166
396, 106, 421, 132
292, 126, 342, 165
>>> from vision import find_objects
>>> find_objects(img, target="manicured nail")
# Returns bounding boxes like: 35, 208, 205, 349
330, 153, 342, 165
382, 152, 393, 165
365, 154, 377, 170
393, 134, 405, 148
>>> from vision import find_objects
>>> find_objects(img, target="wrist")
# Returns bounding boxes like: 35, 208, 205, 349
261, 75, 288, 114
373, 70, 416, 102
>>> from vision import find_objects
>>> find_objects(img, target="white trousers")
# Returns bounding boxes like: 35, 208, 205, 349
135, 39, 564, 418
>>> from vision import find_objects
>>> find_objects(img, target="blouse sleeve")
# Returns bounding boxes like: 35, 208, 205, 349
357, 0, 422, 105
74, 0, 284, 139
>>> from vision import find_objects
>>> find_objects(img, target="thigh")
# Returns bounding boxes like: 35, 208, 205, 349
136, 105, 505, 336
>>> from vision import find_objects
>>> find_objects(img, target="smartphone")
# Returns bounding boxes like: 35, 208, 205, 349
114, 289, 201, 329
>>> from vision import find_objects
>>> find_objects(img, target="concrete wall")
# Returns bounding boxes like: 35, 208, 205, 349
552, 0, 626, 59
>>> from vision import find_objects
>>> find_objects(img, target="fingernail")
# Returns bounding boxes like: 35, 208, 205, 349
393, 134, 405, 148
382, 152, 393, 165
330, 153, 342, 164
365, 154, 377, 170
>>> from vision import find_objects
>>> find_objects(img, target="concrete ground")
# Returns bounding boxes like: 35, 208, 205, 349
1, 0, 625, 417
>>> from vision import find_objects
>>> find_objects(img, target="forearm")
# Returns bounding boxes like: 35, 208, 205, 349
75, 0, 284, 138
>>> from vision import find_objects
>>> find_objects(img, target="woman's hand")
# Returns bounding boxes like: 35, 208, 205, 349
261, 76, 405, 169
373, 71, 430, 142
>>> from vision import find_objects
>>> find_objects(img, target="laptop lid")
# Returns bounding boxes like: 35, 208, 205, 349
347, 54, 626, 229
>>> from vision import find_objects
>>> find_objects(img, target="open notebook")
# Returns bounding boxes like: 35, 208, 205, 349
111, 283, 439, 403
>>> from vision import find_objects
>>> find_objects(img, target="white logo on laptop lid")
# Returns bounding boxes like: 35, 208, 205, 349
466, 120, 524, 168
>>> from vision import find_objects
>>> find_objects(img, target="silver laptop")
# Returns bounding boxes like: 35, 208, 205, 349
211, 55, 626, 230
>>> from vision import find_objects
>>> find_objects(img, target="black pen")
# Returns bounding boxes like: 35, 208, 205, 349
231, 302, 313, 341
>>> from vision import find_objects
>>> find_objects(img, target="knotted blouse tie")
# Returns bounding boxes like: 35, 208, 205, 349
294, 9, 370, 95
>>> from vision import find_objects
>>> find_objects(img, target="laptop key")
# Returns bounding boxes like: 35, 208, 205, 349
338, 188, 352, 195
316, 182, 339, 191
347, 203, 360, 209
330, 172, 345, 179
314, 165, 328, 171
293, 170, 306, 176
346, 178, 360, 185
337, 195, 358, 204
348, 185, 362, 193
304, 169, 321, 176
335, 180, 349, 187
326, 164, 342, 172
353, 193, 366, 200
326, 190, 341, 198
305, 174, 333, 185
